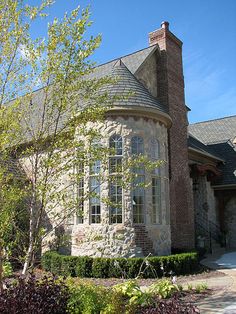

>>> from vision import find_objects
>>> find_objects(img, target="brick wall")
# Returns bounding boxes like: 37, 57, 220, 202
149, 22, 195, 249
134, 225, 154, 256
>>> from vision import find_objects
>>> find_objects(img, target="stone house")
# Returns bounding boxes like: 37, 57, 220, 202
69, 21, 236, 257
7, 21, 236, 257
189, 116, 236, 249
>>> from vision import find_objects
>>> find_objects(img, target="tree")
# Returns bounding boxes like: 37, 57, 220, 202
0, 0, 117, 275
0, 1, 163, 278
18, 4, 117, 274
0, 0, 54, 289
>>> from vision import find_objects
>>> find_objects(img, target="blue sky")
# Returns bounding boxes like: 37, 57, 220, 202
28, 0, 236, 123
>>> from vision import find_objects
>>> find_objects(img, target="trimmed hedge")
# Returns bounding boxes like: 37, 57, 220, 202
41, 251, 199, 278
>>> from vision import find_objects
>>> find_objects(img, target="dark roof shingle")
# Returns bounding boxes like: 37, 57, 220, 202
189, 115, 236, 186
188, 135, 223, 161
103, 60, 167, 113
210, 141, 236, 186
189, 115, 236, 145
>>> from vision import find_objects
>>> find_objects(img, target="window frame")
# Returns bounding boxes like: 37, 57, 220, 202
109, 134, 123, 224
150, 138, 162, 224
131, 135, 145, 224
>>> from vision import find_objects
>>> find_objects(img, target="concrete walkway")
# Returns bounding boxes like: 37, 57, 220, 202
196, 250, 236, 314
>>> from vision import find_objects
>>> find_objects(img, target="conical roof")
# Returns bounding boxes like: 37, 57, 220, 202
103, 59, 168, 114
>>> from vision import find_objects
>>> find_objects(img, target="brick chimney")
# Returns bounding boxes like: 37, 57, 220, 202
149, 22, 195, 250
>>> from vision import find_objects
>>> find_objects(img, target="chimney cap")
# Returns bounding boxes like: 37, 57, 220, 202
161, 21, 169, 30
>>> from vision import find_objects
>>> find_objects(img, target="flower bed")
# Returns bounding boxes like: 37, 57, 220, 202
0, 275, 201, 313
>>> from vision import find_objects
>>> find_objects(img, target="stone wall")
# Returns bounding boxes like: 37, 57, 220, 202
224, 196, 236, 248
193, 175, 219, 247
71, 115, 171, 257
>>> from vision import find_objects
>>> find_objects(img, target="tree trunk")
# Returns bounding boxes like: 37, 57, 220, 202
22, 201, 35, 275
22, 240, 34, 275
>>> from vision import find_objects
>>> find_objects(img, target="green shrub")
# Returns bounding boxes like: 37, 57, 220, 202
41, 251, 199, 279
148, 279, 179, 299
61, 256, 79, 277
126, 258, 144, 278
66, 281, 124, 314
92, 258, 110, 278
108, 258, 126, 278
195, 283, 208, 293
75, 256, 93, 277
3, 261, 13, 278
113, 280, 152, 308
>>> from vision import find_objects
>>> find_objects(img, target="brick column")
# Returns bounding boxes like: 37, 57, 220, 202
149, 22, 195, 250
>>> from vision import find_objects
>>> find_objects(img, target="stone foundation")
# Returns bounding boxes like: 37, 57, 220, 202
71, 223, 171, 257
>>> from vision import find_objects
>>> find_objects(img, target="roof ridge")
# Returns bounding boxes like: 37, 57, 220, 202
190, 114, 236, 125
94, 45, 158, 70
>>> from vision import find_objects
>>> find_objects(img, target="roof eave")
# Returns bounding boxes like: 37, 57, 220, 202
212, 184, 236, 190
188, 147, 225, 163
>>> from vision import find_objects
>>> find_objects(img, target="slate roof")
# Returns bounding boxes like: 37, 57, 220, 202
102, 59, 167, 113
188, 134, 223, 161
188, 115, 236, 145
189, 115, 236, 187
209, 141, 236, 186
90, 45, 157, 79
5, 45, 163, 144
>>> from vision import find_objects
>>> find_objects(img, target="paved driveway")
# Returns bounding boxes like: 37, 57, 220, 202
216, 252, 236, 270
199, 250, 236, 314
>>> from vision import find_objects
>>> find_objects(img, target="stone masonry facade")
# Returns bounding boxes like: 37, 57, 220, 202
71, 116, 171, 257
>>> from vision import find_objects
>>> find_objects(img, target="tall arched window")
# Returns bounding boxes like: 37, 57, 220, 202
73, 144, 85, 225
131, 136, 144, 155
90, 139, 102, 224
131, 136, 145, 224
109, 135, 123, 224
150, 138, 160, 162
76, 162, 84, 224
150, 138, 162, 224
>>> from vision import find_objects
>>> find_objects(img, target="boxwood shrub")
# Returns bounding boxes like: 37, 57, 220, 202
41, 251, 199, 278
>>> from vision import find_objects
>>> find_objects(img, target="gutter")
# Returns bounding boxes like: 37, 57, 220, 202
188, 147, 225, 163
212, 184, 236, 190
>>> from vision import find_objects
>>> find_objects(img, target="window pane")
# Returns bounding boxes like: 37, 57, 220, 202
152, 177, 162, 224
90, 160, 101, 174
77, 178, 84, 224
90, 177, 101, 224
109, 135, 123, 156
131, 136, 144, 155
109, 157, 122, 173
132, 175, 145, 224
109, 177, 122, 224
150, 139, 160, 160
75, 162, 84, 224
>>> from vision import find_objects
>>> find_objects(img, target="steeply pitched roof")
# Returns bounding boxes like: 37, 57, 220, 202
103, 60, 167, 113
189, 115, 236, 187
189, 115, 236, 145
188, 134, 223, 161
210, 141, 236, 187
5, 45, 162, 144
90, 45, 158, 79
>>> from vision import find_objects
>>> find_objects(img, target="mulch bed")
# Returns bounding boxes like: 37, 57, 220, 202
67, 268, 226, 287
